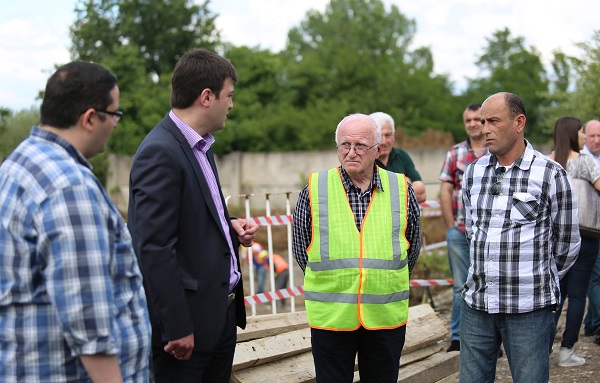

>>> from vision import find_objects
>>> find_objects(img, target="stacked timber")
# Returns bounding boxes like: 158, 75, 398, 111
231, 304, 459, 383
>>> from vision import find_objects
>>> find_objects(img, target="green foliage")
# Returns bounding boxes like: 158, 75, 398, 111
0, 107, 39, 158
71, 0, 218, 77
279, 0, 461, 140
569, 31, 600, 122
6, 2, 600, 161
539, 31, 600, 132
70, 0, 219, 155
465, 28, 550, 143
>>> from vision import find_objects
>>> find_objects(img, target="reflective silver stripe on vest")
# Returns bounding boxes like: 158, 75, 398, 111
318, 171, 330, 261
308, 257, 408, 271
387, 171, 403, 262
308, 169, 406, 271
305, 289, 410, 304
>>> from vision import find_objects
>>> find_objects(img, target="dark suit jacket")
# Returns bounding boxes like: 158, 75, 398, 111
128, 115, 246, 352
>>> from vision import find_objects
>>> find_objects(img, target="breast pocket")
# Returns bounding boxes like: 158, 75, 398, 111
510, 192, 539, 224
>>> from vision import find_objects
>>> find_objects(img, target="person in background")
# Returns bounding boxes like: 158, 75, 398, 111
244, 242, 268, 294
293, 113, 421, 382
582, 119, 600, 345
369, 112, 427, 203
548, 116, 600, 366
460, 92, 580, 382
0, 61, 150, 382
258, 250, 290, 306
128, 48, 258, 382
438, 103, 487, 352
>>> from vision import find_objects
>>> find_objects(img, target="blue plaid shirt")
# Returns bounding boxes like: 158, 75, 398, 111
0, 127, 151, 382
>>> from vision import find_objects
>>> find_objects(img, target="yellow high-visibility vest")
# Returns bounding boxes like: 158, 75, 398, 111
304, 167, 411, 330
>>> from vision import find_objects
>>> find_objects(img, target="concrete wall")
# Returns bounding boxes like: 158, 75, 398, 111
107, 148, 449, 214
107, 144, 552, 213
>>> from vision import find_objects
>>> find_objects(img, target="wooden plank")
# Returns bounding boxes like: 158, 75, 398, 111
233, 304, 451, 383
232, 351, 320, 383
397, 352, 460, 383
238, 311, 308, 342
435, 372, 459, 383
233, 328, 311, 371
400, 342, 444, 366
403, 305, 448, 354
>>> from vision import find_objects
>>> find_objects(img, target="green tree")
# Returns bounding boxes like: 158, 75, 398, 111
0, 107, 39, 158
464, 28, 550, 142
568, 30, 600, 123
70, 0, 220, 154
279, 0, 459, 144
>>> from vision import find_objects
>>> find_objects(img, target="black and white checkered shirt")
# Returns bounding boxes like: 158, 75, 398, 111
292, 165, 421, 274
462, 141, 581, 314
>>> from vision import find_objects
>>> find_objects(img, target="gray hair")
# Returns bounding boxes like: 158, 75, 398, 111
334, 113, 382, 145
369, 112, 395, 132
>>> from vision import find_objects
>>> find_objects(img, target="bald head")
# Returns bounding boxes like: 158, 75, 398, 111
480, 92, 527, 165
583, 120, 600, 156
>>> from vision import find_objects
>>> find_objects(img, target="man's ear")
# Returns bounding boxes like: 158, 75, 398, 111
79, 108, 96, 132
197, 88, 213, 107
515, 114, 526, 133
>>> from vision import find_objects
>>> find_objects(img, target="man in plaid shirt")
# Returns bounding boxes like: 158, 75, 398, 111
0, 62, 150, 382
459, 92, 580, 382
439, 103, 488, 352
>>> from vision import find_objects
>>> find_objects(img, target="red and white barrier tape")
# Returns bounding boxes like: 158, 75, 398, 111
247, 200, 442, 227
244, 285, 304, 305
243, 279, 453, 305
249, 214, 293, 227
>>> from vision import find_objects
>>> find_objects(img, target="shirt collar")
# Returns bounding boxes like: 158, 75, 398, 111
339, 164, 384, 192
31, 126, 92, 169
488, 139, 533, 171
169, 110, 215, 153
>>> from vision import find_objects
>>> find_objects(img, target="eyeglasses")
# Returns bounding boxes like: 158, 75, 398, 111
490, 167, 506, 196
336, 142, 379, 155
96, 109, 123, 122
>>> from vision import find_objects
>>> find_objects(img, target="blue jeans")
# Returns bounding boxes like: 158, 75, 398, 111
584, 245, 600, 335
446, 226, 470, 341
554, 236, 599, 348
256, 266, 267, 293
459, 301, 554, 383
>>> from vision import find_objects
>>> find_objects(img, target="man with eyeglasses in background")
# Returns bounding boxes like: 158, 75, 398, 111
459, 92, 580, 382
0, 61, 151, 382
292, 113, 421, 382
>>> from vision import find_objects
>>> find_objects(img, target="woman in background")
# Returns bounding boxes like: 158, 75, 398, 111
549, 116, 600, 367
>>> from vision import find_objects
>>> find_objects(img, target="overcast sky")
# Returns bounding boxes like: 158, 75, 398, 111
1, 0, 598, 111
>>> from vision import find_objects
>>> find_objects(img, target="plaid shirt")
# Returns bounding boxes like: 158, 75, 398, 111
292, 165, 421, 274
0, 127, 150, 382
462, 141, 581, 314
438, 139, 488, 231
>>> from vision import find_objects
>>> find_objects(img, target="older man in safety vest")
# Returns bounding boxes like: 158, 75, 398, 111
292, 113, 421, 382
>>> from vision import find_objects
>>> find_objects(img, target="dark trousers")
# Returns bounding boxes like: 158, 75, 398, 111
554, 235, 600, 348
153, 301, 237, 383
311, 325, 406, 383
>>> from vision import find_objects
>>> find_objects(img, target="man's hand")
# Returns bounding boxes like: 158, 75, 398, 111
163, 333, 194, 360
232, 218, 259, 247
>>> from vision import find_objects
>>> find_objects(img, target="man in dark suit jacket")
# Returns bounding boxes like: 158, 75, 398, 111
128, 48, 258, 382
